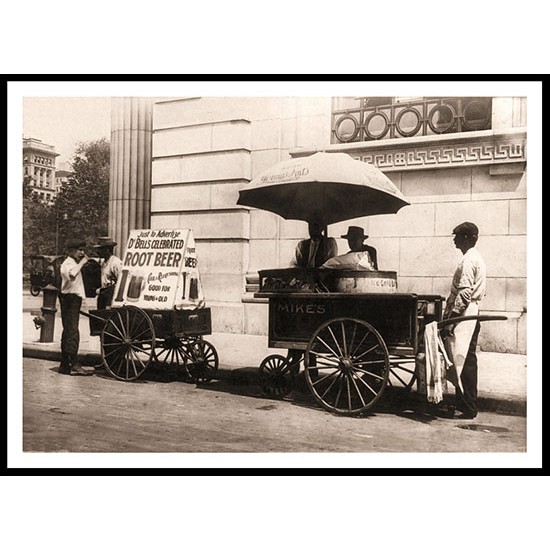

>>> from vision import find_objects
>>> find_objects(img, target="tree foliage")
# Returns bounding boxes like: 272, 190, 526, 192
55, 138, 110, 252
23, 178, 54, 256
23, 138, 110, 265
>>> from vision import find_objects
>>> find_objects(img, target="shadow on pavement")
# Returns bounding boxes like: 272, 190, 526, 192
52, 360, 452, 422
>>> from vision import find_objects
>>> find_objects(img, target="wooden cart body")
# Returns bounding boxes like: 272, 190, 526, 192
89, 307, 212, 339
254, 267, 447, 414
84, 228, 218, 382
263, 292, 443, 355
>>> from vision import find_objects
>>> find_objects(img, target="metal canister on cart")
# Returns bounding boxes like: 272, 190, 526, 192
334, 270, 398, 294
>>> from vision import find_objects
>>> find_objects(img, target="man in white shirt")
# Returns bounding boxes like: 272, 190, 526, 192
93, 236, 123, 310
58, 240, 93, 375
442, 222, 487, 418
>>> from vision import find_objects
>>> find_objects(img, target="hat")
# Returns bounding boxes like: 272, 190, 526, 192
93, 236, 118, 248
341, 226, 368, 240
67, 240, 87, 250
452, 222, 479, 236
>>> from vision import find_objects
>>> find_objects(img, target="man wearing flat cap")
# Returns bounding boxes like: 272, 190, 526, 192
58, 240, 92, 375
442, 221, 487, 418
93, 236, 123, 310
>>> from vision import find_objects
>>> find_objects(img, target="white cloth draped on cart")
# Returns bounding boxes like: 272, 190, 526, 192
424, 321, 450, 404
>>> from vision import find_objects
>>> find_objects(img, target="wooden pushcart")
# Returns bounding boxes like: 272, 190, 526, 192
82, 228, 219, 383
84, 305, 218, 382
28, 255, 61, 296
255, 268, 505, 416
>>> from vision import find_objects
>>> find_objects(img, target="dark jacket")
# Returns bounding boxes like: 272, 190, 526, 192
360, 244, 378, 270
295, 236, 338, 267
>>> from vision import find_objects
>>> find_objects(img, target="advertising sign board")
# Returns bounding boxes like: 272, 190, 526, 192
112, 228, 204, 310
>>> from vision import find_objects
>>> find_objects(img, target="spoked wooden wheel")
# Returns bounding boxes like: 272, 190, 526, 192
388, 357, 417, 391
305, 318, 390, 415
100, 306, 156, 381
154, 337, 191, 373
258, 354, 295, 398
185, 339, 219, 383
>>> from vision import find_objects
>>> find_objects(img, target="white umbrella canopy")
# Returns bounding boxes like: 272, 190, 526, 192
237, 152, 410, 226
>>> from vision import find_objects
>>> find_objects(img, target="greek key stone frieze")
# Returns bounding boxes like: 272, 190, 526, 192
353, 140, 525, 171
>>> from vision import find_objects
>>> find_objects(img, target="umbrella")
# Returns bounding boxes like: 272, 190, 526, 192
237, 152, 409, 226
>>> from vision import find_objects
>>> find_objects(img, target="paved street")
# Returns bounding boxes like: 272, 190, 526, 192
22, 357, 526, 454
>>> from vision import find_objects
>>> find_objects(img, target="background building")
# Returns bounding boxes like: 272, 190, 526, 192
23, 137, 59, 204
54, 167, 72, 194
110, 96, 527, 354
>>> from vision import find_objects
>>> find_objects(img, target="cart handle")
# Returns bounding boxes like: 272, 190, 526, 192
437, 315, 507, 329
79, 309, 108, 323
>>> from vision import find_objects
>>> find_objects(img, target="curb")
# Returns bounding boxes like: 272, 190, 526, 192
23, 346, 527, 417
23, 346, 102, 367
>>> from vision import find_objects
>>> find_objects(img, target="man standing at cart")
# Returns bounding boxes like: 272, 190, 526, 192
340, 225, 378, 270
93, 236, 123, 310
290, 220, 338, 268
322, 226, 378, 270
287, 220, 337, 374
58, 240, 93, 375
441, 222, 486, 419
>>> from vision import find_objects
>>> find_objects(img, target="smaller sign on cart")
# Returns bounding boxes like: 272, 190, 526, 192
111, 228, 205, 310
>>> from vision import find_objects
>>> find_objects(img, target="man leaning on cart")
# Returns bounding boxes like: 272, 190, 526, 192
93, 236, 123, 310
441, 222, 487, 419
58, 240, 93, 376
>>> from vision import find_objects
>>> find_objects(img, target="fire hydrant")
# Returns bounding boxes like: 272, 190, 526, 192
32, 284, 58, 343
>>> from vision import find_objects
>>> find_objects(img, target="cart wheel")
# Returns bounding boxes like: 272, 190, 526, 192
388, 358, 417, 391
154, 337, 190, 370
186, 339, 219, 383
258, 354, 295, 398
305, 317, 390, 415
30, 285, 41, 297
100, 306, 156, 381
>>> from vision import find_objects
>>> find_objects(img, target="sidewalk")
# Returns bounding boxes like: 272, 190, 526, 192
22, 297, 527, 416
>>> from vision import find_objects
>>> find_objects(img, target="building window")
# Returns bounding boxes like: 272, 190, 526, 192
331, 97, 492, 144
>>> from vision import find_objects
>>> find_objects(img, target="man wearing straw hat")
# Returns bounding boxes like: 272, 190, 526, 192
322, 226, 378, 270
340, 226, 378, 270
93, 236, 123, 310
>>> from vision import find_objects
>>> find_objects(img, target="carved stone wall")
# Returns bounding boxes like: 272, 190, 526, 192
145, 97, 526, 353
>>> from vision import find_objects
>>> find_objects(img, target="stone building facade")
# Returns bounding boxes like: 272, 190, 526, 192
23, 137, 59, 204
112, 96, 527, 354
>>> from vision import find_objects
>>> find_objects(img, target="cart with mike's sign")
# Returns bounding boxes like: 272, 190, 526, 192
239, 152, 507, 415
83, 228, 218, 382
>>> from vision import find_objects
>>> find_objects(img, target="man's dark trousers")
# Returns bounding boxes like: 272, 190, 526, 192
59, 293, 82, 369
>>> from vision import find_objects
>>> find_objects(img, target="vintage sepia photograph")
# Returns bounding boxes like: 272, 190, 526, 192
8, 80, 542, 470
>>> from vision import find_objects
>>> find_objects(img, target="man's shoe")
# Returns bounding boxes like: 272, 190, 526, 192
434, 404, 455, 419
455, 410, 477, 420
58, 365, 71, 375
71, 364, 93, 376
